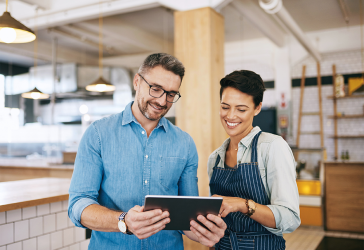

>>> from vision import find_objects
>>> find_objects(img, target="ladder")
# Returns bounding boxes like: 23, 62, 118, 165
296, 63, 324, 148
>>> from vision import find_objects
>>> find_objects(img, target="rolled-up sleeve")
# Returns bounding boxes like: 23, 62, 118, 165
68, 123, 104, 228
263, 137, 301, 236
178, 134, 199, 196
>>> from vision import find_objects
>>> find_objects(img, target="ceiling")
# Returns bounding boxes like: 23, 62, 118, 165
223, 0, 360, 42
0, 0, 359, 67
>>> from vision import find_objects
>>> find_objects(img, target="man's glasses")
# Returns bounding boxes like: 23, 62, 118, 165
138, 73, 181, 103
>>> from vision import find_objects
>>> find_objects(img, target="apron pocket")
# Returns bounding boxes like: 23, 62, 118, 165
237, 236, 255, 249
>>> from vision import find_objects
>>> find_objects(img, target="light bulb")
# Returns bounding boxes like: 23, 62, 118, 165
0, 28, 17, 43
79, 104, 88, 114
83, 114, 91, 122
95, 84, 106, 92
31, 92, 41, 99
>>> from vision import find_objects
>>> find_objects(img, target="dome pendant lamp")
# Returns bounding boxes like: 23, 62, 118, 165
0, 0, 36, 43
86, 4, 115, 93
21, 87, 49, 99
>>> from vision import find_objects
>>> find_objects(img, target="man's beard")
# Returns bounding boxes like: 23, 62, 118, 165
137, 96, 169, 121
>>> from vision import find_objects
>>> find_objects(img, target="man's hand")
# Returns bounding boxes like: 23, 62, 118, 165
187, 214, 227, 247
212, 194, 247, 217
125, 205, 170, 239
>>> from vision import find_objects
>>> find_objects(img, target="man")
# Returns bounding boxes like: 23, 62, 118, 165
68, 53, 226, 249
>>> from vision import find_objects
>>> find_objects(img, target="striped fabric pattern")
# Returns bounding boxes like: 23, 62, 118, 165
210, 131, 285, 250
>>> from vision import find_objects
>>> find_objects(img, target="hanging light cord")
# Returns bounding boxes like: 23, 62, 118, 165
99, 2, 103, 77
361, 0, 364, 78
34, 9, 38, 82
5, 0, 8, 12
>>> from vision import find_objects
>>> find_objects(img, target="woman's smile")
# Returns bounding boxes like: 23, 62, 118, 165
225, 120, 241, 129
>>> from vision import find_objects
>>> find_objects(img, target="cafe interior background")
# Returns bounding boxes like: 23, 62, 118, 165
0, 0, 363, 250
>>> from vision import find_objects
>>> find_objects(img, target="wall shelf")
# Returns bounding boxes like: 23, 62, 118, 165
327, 94, 364, 99
328, 114, 364, 119
329, 135, 364, 139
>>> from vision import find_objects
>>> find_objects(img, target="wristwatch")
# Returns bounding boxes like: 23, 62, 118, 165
118, 212, 133, 235
245, 199, 257, 217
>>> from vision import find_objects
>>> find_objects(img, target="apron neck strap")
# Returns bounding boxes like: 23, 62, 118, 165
215, 154, 221, 168
250, 131, 262, 163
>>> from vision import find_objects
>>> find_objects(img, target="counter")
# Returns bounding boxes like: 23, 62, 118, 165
324, 161, 364, 233
297, 179, 322, 227
0, 178, 89, 250
0, 178, 71, 212
0, 163, 73, 182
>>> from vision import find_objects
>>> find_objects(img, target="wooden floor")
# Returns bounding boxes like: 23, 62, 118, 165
284, 226, 364, 250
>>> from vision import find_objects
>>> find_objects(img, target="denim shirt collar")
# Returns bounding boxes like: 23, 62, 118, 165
121, 101, 168, 133
240, 126, 261, 148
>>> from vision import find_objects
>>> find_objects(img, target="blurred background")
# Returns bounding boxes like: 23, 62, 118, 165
0, 0, 363, 250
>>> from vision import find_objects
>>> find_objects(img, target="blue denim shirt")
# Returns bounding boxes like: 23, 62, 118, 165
68, 101, 199, 250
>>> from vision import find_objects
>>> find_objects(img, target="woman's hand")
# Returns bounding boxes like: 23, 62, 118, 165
212, 194, 247, 217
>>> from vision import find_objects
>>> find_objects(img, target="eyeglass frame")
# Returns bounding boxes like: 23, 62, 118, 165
138, 73, 182, 103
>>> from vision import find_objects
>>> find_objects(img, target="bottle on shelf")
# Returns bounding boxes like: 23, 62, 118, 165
335, 74, 345, 98
345, 150, 350, 161
341, 150, 346, 161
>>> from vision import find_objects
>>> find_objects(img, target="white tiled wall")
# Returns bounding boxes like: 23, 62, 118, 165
291, 50, 362, 78
0, 201, 89, 250
291, 85, 364, 161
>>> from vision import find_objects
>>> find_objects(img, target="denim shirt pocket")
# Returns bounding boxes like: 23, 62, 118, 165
160, 156, 187, 190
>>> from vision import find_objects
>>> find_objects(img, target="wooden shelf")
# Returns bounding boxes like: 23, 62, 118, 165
301, 132, 321, 135
328, 114, 364, 119
302, 112, 320, 116
327, 94, 364, 99
329, 135, 364, 139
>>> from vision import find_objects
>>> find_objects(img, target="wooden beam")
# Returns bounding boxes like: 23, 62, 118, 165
174, 7, 226, 250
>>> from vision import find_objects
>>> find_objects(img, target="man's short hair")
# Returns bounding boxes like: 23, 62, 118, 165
220, 70, 266, 107
138, 53, 185, 81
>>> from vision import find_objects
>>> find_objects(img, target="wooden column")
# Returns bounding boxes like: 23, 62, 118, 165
174, 7, 226, 250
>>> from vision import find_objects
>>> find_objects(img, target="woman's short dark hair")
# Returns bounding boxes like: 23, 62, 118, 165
138, 53, 185, 81
220, 70, 266, 107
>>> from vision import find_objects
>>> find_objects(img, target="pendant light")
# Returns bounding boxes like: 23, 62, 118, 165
0, 0, 36, 43
21, 10, 49, 100
21, 87, 49, 99
86, 3, 115, 92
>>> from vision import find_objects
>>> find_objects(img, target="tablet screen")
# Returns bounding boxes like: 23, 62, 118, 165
144, 195, 223, 230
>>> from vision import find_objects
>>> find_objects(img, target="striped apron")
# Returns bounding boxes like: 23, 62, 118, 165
210, 131, 285, 250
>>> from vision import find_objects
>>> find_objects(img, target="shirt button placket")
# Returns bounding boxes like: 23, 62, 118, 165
143, 141, 151, 206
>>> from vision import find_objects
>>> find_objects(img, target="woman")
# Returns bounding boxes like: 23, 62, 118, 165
208, 70, 300, 250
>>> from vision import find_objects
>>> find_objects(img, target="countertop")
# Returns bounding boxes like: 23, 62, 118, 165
0, 164, 74, 170
0, 157, 74, 170
0, 178, 71, 212
324, 161, 364, 165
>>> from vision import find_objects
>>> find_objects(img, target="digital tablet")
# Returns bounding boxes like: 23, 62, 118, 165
144, 195, 223, 230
